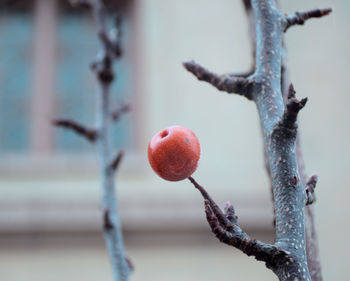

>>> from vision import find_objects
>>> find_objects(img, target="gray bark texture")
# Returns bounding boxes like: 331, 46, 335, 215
185, 1, 331, 280
54, 0, 130, 280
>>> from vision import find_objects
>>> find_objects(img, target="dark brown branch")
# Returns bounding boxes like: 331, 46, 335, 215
109, 150, 125, 171
280, 84, 308, 129
228, 69, 255, 79
183, 60, 252, 99
111, 104, 130, 122
103, 207, 113, 231
284, 8, 332, 32
188, 177, 281, 266
52, 119, 97, 142
88, 1, 123, 85
125, 256, 135, 272
188, 176, 232, 229
91, 53, 114, 84
305, 174, 318, 205
224, 201, 238, 225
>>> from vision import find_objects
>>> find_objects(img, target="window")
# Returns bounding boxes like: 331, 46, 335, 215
0, 3, 34, 154
0, 0, 135, 174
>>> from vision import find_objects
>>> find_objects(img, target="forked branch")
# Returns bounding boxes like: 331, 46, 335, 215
188, 177, 284, 268
111, 103, 130, 122
184, 0, 331, 280
54, 1, 131, 281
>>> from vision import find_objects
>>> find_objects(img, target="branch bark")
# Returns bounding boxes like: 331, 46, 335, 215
184, 0, 331, 280
52, 119, 97, 142
284, 8, 332, 32
280, 4, 326, 280
188, 177, 285, 268
183, 60, 253, 99
90, 2, 130, 280
55, 1, 131, 280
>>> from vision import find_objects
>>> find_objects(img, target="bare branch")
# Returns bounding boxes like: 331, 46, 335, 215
188, 176, 232, 229
188, 177, 281, 266
103, 207, 113, 231
305, 205, 323, 281
241, 0, 256, 71
109, 150, 125, 171
184, 1, 331, 279
109, 15, 123, 58
125, 256, 135, 272
305, 174, 318, 205
228, 68, 255, 79
66, 1, 130, 280
224, 201, 238, 225
284, 8, 332, 32
52, 119, 97, 142
111, 103, 130, 122
183, 60, 252, 99
280, 84, 308, 129
88, 1, 123, 85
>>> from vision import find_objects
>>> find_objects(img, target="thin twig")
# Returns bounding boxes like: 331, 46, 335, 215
305, 174, 318, 206
183, 60, 253, 99
188, 177, 283, 267
279, 2, 325, 278
109, 150, 125, 171
184, 0, 331, 279
52, 119, 97, 142
284, 8, 332, 32
68, 1, 130, 280
111, 103, 130, 122
280, 84, 308, 129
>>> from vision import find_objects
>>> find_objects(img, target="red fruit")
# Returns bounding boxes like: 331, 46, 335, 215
148, 125, 201, 181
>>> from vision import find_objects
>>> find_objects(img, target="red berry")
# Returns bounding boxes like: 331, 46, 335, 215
148, 125, 201, 181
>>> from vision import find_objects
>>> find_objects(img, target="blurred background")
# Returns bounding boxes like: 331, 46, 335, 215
0, 0, 348, 280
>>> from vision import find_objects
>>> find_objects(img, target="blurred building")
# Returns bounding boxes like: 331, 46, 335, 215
0, 0, 349, 280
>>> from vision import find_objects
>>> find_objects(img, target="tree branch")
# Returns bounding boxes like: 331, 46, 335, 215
111, 103, 130, 122
280, 84, 308, 129
188, 177, 282, 268
284, 8, 332, 32
52, 119, 97, 142
66, 1, 130, 281
109, 150, 125, 171
305, 174, 318, 206
183, 60, 253, 100
185, 0, 331, 279
279, 3, 326, 278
